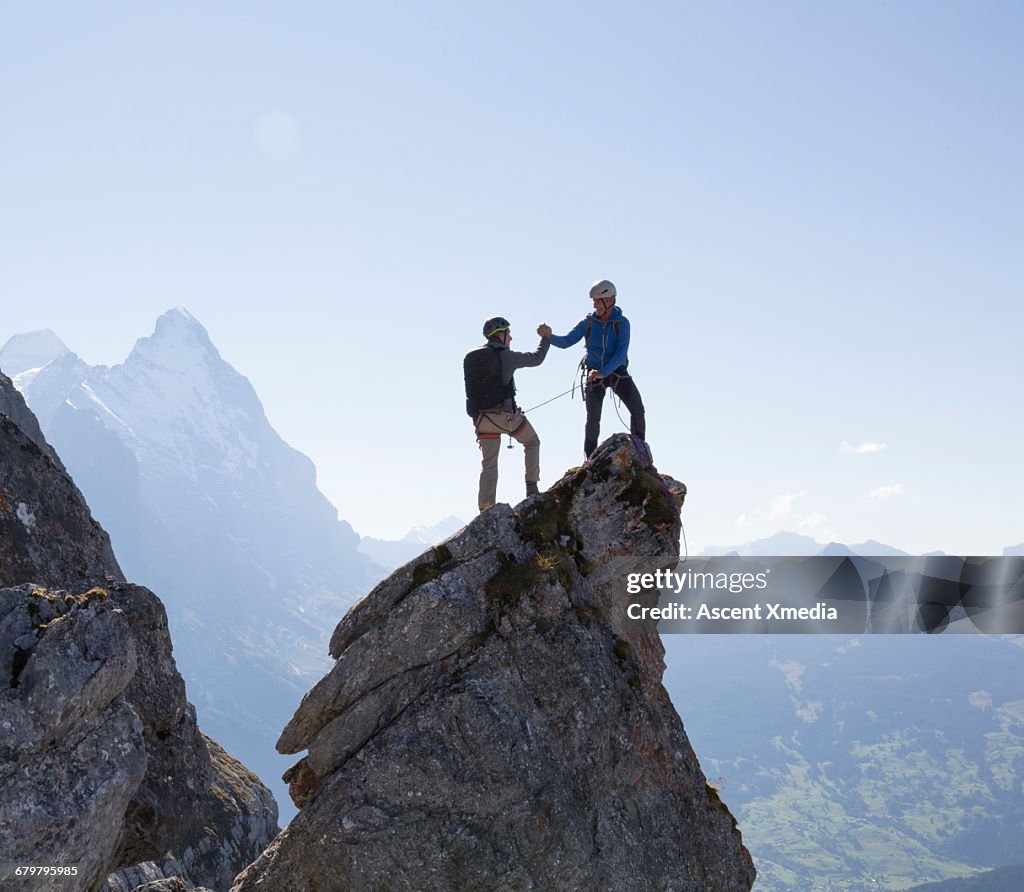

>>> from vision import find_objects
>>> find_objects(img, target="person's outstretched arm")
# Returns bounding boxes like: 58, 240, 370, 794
507, 335, 550, 370
540, 318, 586, 349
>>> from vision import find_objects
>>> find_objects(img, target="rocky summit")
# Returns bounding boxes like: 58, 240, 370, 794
0, 369, 278, 892
233, 434, 756, 891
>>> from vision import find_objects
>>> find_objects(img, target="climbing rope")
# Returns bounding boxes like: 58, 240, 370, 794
521, 364, 587, 415
521, 387, 575, 414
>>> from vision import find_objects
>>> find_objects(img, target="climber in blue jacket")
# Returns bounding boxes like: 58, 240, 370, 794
539, 279, 646, 459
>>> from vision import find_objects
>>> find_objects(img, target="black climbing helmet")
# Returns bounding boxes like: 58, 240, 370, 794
483, 317, 511, 338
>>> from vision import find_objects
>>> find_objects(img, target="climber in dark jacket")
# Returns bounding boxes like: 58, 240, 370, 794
539, 279, 645, 459
464, 317, 549, 512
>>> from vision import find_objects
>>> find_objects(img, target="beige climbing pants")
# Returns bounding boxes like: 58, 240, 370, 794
475, 409, 540, 511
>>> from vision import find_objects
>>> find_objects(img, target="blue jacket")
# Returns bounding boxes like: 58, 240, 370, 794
549, 306, 630, 377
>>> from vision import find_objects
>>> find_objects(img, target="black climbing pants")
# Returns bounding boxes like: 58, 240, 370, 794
584, 369, 646, 458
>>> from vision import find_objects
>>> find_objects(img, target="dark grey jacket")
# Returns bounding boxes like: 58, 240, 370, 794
485, 336, 550, 411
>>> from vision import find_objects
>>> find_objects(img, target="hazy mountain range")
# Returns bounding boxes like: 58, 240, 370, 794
700, 529, 1024, 558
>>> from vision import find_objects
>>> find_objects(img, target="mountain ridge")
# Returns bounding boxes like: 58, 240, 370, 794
3, 308, 377, 821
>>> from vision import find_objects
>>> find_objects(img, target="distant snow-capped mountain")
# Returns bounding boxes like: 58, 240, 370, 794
359, 515, 465, 571
0, 328, 71, 386
1, 308, 375, 820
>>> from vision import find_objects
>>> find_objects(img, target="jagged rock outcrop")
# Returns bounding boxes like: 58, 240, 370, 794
0, 371, 278, 891
0, 366, 67, 471
0, 369, 122, 591
105, 863, 198, 892
233, 434, 755, 891
0, 582, 213, 890
176, 736, 279, 890
105, 737, 279, 892
0, 584, 144, 890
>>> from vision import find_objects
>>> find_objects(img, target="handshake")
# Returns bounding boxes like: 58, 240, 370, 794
536, 324, 552, 338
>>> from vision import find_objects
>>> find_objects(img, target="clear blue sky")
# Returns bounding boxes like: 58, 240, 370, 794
2, 1, 1022, 552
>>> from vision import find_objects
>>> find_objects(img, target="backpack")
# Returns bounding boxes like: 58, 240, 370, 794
464, 344, 515, 416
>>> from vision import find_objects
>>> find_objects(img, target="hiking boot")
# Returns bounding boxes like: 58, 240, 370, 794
526, 482, 539, 497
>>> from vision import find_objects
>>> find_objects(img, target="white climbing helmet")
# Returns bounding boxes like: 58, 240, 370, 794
589, 279, 616, 301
